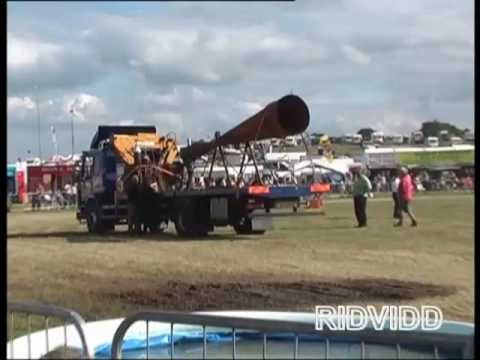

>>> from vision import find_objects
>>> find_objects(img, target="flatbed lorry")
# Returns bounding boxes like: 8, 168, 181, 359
76, 95, 330, 237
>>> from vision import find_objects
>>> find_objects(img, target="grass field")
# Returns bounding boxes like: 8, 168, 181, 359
7, 192, 474, 337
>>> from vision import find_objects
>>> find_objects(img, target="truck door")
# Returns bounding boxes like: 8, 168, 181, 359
79, 153, 94, 204
92, 152, 105, 193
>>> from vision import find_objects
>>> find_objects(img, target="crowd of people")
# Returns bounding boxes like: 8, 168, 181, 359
335, 168, 474, 195
30, 183, 77, 210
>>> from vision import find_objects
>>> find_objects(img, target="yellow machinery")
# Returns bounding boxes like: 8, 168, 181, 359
112, 132, 183, 193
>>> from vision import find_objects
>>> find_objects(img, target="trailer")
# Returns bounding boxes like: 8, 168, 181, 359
411, 131, 424, 145
76, 95, 330, 237
371, 131, 384, 144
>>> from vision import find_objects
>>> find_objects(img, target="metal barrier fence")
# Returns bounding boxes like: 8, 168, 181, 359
7, 301, 93, 359
6, 303, 474, 359
110, 311, 474, 360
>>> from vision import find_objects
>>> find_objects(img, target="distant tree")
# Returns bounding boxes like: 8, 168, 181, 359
420, 119, 464, 138
357, 128, 375, 141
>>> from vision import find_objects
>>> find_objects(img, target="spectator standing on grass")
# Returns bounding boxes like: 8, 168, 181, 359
351, 165, 372, 227
345, 171, 353, 194
381, 173, 387, 192
126, 173, 142, 234
391, 171, 401, 220
339, 179, 346, 196
396, 167, 418, 227
198, 176, 206, 189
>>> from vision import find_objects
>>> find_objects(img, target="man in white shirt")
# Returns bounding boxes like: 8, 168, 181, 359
391, 170, 401, 220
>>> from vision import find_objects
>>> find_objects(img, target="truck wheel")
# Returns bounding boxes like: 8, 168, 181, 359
103, 221, 115, 232
147, 220, 167, 234
86, 201, 107, 234
175, 201, 208, 238
87, 209, 104, 233
233, 218, 266, 235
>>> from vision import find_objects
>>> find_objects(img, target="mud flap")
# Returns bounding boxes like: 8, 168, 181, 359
210, 198, 229, 225
251, 216, 273, 231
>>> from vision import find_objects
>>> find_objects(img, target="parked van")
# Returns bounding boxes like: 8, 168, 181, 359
426, 136, 439, 147
464, 131, 474, 143
449, 136, 463, 146
392, 135, 404, 145
343, 134, 353, 144
439, 130, 450, 146
371, 132, 384, 144
411, 131, 424, 144
352, 134, 363, 144
439, 130, 449, 141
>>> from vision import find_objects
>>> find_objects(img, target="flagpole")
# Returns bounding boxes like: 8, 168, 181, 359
35, 85, 42, 160
50, 125, 58, 157
70, 107, 75, 158
50, 124, 59, 193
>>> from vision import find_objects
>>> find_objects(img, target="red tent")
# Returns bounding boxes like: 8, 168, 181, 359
27, 163, 76, 193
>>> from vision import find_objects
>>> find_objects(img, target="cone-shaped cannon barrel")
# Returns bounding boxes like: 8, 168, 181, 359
181, 94, 309, 161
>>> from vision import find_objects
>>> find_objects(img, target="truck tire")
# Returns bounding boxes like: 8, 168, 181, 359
103, 221, 115, 232
233, 218, 266, 235
86, 199, 114, 234
86, 206, 104, 233
174, 200, 209, 238
146, 220, 167, 234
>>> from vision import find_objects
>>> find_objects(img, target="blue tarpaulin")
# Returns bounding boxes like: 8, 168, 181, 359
94, 331, 310, 358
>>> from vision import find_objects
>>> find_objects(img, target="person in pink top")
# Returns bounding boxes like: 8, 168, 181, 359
395, 167, 418, 227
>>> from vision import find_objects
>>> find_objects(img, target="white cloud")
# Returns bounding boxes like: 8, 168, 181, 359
142, 28, 199, 65
64, 93, 107, 122
9, 93, 108, 126
371, 110, 423, 135
7, 96, 37, 123
8, 96, 36, 112
119, 119, 135, 126
149, 112, 184, 136
191, 87, 215, 102
334, 109, 423, 136
237, 101, 263, 115
341, 44, 371, 65
7, 31, 103, 94
258, 35, 294, 51
7, 33, 62, 70
146, 88, 181, 107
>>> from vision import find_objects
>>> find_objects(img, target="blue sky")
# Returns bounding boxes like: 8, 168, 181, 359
7, 1, 474, 161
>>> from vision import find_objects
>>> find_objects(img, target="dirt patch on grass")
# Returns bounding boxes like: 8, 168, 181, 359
102, 278, 457, 311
